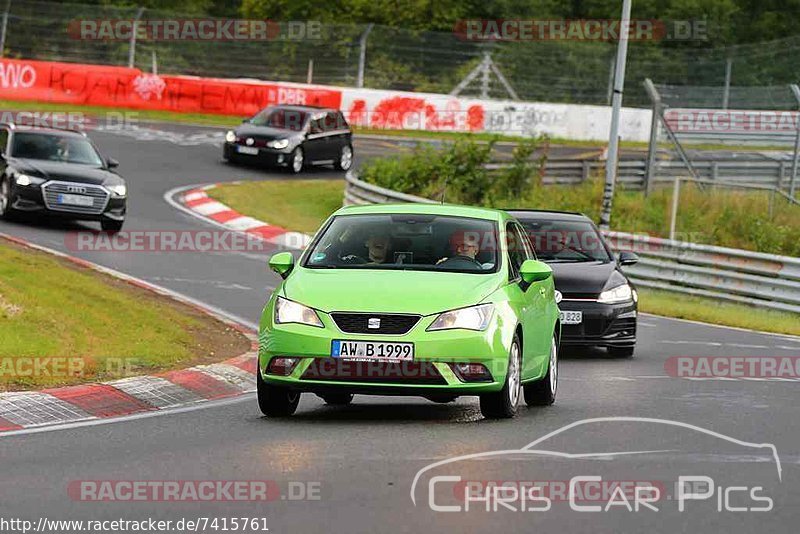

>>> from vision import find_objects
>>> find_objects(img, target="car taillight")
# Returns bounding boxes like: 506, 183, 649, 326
267, 357, 301, 376
449, 362, 492, 382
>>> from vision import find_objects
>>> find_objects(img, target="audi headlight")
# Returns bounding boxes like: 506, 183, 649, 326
274, 297, 323, 328
427, 303, 494, 332
598, 283, 633, 304
15, 174, 43, 186
225, 130, 237, 143
107, 184, 127, 197
267, 139, 289, 149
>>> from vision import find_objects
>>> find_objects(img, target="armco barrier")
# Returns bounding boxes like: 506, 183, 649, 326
344, 171, 800, 314
0, 58, 652, 142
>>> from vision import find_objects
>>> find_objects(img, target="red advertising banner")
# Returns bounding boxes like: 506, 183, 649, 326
0, 58, 342, 116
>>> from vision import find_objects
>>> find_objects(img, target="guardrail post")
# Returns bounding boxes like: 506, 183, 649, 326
582, 160, 590, 183
669, 176, 681, 241
643, 79, 661, 196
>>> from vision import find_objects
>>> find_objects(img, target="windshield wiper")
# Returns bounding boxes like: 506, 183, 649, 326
549, 238, 595, 261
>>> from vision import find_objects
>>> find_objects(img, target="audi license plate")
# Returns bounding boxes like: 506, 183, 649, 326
559, 311, 583, 325
57, 194, 94, 207
331, 340, 414, 361
237, 146, 259, 155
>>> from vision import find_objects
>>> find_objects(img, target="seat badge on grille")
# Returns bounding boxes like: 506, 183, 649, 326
367, 318, 381, 329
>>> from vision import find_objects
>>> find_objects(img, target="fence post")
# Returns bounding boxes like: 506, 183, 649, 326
307, 59, 314, 84
789, 84, 800, 199
643, 78, 661, 196
0, 0, 11, 58
128, 7, 145, 68
356, 24, 374, 88
606, 56, 615, 105
722, 57, 732, 109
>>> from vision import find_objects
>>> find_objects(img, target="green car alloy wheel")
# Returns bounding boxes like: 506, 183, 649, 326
257, 203, 560, 419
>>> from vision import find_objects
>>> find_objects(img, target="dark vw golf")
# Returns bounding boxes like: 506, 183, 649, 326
223, 105, 353, 173
0, 124, 127, 232
508, 210, 639, 357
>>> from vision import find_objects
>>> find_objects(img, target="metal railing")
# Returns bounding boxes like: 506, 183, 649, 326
495, 157, 800, 191
344, 171, 800, 313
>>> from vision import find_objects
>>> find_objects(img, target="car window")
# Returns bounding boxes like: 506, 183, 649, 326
309, 117, 324, 135
322, 112, 339, 132
335, 111, 349, 131
0, 129, 8, 154
250, 107, 308, 131
518, 218, 612, 262
514, 222, 536, 260
506, 222, 527, 280
10, 132, 104, 166
304, 213, 499, 274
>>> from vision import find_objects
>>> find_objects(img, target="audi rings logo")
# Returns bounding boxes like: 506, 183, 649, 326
66, 185, 87, 194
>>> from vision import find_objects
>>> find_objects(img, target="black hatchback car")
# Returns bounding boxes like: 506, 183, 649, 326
0, 124, 127, 232
508, 210, 639, 357
223, 105, 353, 174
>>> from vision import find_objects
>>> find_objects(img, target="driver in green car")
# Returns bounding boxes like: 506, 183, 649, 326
365, 233, 392, 264
438, 230, 493, 269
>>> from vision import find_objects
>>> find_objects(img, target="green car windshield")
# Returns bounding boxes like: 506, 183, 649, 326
304, 214, 500, 274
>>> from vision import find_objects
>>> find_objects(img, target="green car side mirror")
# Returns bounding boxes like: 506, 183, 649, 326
519, 259, 553, 284
269, 252, 295, 279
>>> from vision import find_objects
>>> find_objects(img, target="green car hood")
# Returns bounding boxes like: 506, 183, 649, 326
283, 268, 502, 316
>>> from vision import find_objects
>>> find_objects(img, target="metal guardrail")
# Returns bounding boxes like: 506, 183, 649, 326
519, 158, 800, 190
344, 171, 800, 313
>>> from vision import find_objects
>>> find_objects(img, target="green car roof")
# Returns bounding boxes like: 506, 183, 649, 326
333, 202, 509, 222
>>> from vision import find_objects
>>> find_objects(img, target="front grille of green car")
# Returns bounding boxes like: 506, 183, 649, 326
330, 313, 421, 335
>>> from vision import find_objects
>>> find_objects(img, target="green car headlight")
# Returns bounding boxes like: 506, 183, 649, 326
427, 303, 494, 332
597, 283, 633, 304
275, 297, 323, 328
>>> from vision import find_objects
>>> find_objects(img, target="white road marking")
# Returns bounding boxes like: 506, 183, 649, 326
193, 201, 229, 216
0, 394, 254, 438
147, 276, 254, 291
225, 216, 266, 231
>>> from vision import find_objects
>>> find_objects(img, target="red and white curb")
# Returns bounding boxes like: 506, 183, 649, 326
0, 233, 259, 435
174, 183, 313, 250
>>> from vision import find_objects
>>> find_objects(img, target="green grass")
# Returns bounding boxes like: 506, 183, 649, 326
208, 179, 800, 337
0, 240, 248, 390
503, 178, 800, 257
210, 179, 345, 234
639, 289, 800, 337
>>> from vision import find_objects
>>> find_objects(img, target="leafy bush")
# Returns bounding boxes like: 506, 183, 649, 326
359, 138, 800, 256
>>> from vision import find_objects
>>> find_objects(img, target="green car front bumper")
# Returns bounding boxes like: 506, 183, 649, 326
258, 302, 547, 397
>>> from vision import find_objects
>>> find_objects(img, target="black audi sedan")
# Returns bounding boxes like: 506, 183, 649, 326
0, 124, 127, 232
223, 105, 353, 173
508, 210, 639, 357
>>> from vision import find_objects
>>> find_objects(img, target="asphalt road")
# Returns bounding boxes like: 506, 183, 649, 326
1, 123, 799, 533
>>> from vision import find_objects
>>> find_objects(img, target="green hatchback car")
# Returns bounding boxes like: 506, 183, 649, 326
258, 203, 560, 419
